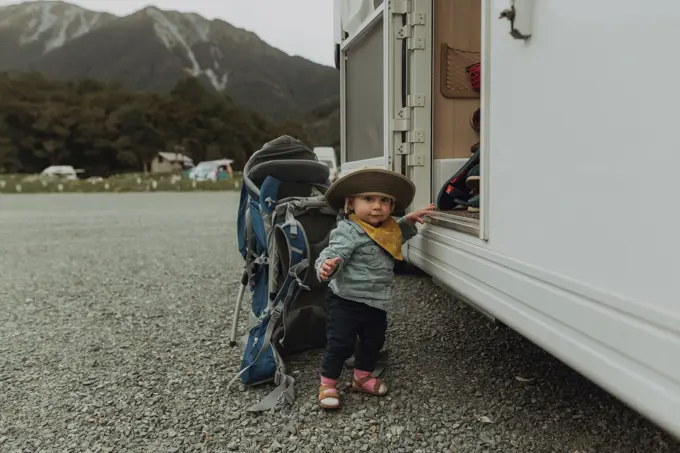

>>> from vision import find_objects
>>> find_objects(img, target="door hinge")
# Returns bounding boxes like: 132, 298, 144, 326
407, 153, 425, 167
395, 19, 424, 39
395, 142, 410, 155
390, 0, 408, 15
407, 12, 425, 26
396, 107, 411, 120
406, 130, 425, 143
407, 37, 425, 50
407, 94, 425, 107
392, 118, 410, 132
396, 25, 412, 39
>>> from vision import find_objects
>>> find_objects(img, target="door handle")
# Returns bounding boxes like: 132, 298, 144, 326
499, 0, 534, 41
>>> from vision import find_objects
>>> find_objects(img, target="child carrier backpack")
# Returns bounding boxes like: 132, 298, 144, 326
227, 135, 338, 412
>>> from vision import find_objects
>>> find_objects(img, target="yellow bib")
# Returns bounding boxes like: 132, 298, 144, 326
349, 214, 404, 261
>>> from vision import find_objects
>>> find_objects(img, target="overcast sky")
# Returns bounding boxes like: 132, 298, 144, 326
1, 0, 336, 66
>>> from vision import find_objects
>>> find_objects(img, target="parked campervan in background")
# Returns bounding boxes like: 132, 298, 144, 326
334, 0, 680, 439
188, 159, 234, 181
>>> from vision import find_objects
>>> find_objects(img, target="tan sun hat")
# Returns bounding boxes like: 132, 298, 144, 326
324, 167, 416, 212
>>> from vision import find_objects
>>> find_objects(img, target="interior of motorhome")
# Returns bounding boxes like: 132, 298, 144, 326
431, 0, 482, 222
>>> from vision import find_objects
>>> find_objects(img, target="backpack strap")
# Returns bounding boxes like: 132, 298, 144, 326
233, 217, 312, 412
243, 263, 311, 412
245, 347, 295, 412
242, 217, 312, 412
272, 216, 311, 342
259, 175, 282, 309
243, 207, 255, 282
227, 258, 309, 410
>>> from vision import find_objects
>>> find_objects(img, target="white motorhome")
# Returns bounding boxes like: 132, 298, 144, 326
334, 0, 680, 439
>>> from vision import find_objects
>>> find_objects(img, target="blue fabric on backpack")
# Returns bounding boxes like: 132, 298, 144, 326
236, 183, 249, 259
251, 268, 268, 319
249, 200, 267, 256
259, 176, 281, 214
239, 318, 276, 385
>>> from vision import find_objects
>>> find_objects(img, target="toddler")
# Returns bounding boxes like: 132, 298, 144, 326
314, 167, 434, 409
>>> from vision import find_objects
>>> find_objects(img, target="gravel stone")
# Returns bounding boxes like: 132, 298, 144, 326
0, 192, 678, 453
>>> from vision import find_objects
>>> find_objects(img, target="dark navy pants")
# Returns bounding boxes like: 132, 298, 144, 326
320, 290, 387, 379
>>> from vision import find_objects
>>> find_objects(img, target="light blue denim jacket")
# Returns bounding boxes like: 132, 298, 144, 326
314, 216, 419, 312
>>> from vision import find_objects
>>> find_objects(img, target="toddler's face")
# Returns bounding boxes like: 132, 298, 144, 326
349, 195, 392, 226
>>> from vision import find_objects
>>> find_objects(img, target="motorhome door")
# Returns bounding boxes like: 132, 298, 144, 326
336, 0, 394, 174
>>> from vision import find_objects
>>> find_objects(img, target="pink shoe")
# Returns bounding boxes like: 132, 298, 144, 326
319, 384, 340, 409
351, 375, 388, 396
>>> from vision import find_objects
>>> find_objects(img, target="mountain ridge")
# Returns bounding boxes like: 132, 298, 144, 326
0, 0, 340, 132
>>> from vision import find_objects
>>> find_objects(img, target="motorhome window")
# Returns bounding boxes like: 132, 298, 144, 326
345, 19, 383, 162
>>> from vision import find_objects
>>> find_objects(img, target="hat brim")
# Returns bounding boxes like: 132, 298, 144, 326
325, 168, 415, 212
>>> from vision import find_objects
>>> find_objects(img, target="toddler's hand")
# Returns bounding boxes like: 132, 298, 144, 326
405, 203, 435, 225
319, 257, 341, 281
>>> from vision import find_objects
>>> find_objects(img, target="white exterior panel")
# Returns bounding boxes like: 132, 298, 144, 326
339, 0, 680, 439
410, 0, 680, 438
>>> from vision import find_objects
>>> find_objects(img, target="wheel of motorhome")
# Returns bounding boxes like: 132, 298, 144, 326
334, 0, 680, 439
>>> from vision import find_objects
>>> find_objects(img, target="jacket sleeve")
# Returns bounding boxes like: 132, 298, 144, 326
314, 222, 357, 281
397, 217, 419, 244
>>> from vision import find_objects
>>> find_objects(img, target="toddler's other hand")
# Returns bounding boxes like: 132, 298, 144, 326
320, 257, 341, 281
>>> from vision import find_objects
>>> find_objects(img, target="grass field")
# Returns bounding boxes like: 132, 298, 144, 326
0, 172, 242, 194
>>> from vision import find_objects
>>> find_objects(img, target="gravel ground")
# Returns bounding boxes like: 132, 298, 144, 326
0, 192, 678, 453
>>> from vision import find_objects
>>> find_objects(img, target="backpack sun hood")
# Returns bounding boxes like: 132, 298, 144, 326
243, 135, 330, 196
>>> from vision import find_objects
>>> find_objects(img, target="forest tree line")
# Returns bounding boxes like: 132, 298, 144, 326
0, 72, 319, 175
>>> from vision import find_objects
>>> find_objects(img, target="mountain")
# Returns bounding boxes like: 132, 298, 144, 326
0, 1, 116, 71
0, 1, 340, 128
